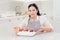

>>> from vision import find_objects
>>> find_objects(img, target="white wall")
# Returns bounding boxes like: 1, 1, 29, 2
0, 0, 16, 18
0, 0, 11, 11
53, 0, 60, 33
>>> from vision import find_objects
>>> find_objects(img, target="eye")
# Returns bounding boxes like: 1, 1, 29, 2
33, 9, 35, 11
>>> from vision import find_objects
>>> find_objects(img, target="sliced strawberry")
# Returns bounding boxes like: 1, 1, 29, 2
19, 29, 23, 32
30, 29, 35, 32
24, 29, 28, 32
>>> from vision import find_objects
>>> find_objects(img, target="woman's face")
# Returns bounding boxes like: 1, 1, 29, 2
28, 6, 38, 17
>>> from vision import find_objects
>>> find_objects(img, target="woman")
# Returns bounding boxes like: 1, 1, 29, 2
14, 3, 53, 35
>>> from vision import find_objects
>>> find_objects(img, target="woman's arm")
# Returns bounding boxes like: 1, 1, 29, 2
39, 15, 53, 32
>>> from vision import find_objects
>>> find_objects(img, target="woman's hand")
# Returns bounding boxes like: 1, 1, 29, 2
14, 26, 20, 35
41, 27, 53, 32
36, 28, 44, 35
14, 26, 19, 33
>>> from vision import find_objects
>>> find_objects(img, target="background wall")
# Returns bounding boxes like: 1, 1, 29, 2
0, 0, 11, 11
53, 0, 60, 33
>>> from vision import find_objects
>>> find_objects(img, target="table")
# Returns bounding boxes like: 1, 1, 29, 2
12, 32, 60, 40
0, 31, 60, 40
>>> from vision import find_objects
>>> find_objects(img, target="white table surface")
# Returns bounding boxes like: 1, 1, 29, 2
15, 32, 60, 40
0, 32, 60, 40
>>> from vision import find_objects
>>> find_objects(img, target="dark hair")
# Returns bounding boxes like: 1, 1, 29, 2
28, 3, 41, 16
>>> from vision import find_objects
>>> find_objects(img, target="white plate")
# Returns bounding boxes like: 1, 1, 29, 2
17, 32, 36, 36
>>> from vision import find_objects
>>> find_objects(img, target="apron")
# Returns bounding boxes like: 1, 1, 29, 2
27, 19, 41, 32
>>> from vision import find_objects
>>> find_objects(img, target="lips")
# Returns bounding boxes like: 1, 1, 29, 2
31, 14, 35, 15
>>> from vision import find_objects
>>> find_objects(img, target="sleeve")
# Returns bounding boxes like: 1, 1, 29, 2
40, 15, 53, 29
